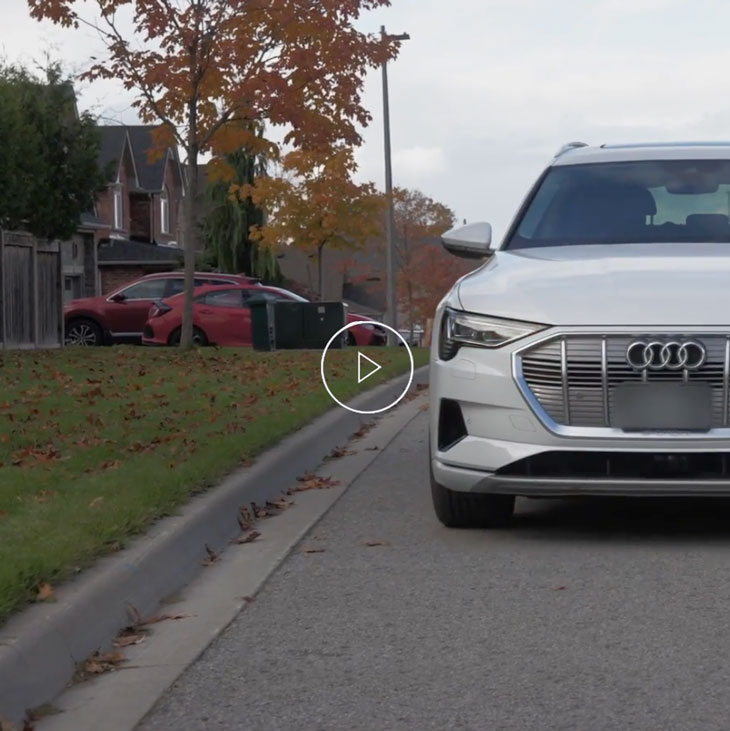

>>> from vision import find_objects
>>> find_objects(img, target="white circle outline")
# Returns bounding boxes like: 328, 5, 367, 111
320, 321, 415, 415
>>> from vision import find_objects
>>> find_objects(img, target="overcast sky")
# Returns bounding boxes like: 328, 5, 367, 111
4, 0, 730, 241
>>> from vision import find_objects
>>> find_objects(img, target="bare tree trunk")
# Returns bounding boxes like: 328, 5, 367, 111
318, 241, 326, 300
407, 282, 414, 344
181, 123, 199, 349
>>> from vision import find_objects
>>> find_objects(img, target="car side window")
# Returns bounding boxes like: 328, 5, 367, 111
166, 278, 216, 297
165, 278, 185, 297
118, 280, 168, 300
246, 290, 284, 302
200, 289, 246, 308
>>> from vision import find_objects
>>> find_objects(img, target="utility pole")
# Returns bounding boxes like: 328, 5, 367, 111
381, 26, 409, 344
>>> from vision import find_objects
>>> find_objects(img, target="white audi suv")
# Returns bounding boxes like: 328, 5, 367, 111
431, 141, 730, 528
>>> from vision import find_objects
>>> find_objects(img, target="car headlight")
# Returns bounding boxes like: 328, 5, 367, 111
439, 308, 547, 360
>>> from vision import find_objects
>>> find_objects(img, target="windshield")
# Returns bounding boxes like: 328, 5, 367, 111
507, 159, 730, 249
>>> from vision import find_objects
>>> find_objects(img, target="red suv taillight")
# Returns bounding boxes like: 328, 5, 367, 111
149, 301, 172, 318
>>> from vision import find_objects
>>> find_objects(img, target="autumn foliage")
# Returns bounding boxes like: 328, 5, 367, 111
246, 146, 385, 299
27, 0, 400, 345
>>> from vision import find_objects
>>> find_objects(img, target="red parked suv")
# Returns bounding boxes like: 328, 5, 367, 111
142, 284, 387, 347
63, 271, 258, 346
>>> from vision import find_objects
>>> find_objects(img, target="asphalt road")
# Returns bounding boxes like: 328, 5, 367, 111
138, 411, 730, 731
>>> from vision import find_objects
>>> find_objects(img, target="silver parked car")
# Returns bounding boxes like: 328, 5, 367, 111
431, 141, 730, 527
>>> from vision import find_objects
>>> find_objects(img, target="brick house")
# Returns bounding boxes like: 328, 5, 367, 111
62, 125, 187, 300
93, 125, 186, 295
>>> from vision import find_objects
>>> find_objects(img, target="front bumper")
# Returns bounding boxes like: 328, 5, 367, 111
431, 325, 730, 497
432, 458, 730, 497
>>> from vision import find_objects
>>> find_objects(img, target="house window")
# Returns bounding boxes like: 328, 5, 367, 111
161, 186, 170, 234
113, 186, 124, 230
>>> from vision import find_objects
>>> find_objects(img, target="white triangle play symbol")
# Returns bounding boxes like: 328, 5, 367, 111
358, 352, 382, 384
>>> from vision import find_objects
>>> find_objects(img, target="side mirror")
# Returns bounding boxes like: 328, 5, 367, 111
109, 292, 126, 303
441, 222, 493, 259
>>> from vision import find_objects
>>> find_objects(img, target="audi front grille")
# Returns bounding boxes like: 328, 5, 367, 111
516, 334, 730, 430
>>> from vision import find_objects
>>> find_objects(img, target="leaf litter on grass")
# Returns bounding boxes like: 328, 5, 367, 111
0, 347, 427, 623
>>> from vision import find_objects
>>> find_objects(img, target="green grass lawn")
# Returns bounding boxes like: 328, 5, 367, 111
0, 345, 427, 624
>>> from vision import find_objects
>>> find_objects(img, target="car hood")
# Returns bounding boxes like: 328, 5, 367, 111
457, 243, 730, 326
65, 295, 106, 309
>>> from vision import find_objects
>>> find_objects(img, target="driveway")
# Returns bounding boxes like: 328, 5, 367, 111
138, 411, 730, 731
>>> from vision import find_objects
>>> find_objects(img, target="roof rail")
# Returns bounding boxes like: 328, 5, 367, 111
554, 141, 589, 158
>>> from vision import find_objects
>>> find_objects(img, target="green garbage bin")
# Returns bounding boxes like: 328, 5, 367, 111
249, 297, 275, 351
249, 298, 346, 351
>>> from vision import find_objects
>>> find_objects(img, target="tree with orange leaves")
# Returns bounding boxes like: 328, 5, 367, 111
393, 188, 464, 338
28, 0, 399, 346
245, 146, 384, 300
405, 240, 476, 338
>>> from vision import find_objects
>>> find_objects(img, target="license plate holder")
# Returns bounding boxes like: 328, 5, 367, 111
612, 382, 713, 431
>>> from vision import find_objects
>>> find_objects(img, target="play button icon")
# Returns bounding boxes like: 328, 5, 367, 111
320, 321, 415, 415
357, 352, 382, 384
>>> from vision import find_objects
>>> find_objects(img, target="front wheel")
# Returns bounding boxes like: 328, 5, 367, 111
65, 318, 103, 346
168, 326, 208, 347
431, 471, 515, 528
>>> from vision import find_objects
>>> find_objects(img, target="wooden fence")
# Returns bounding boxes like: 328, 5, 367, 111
0, 230, 63, 349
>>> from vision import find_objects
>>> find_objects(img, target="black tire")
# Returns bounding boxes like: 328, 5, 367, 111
168, 326, 208, 347
65, 318, 103, 346
431, 470, 515, 528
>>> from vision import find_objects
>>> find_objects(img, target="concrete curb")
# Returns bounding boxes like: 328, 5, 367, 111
0, 366, 428, 724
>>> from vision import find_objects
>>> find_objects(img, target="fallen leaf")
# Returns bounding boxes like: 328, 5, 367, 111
202, 543, 219, 566
136, 612, 189, 627
364, 540, 390, 548
267, 497, 294, 511
0, 718, 16, 731
36, 582, 55, 602
26, 703, 60, 722
233, 530, 261, 545
365, 446, 379, 451
552, 586, 567, 592
88, 496, 104, 509
101, 460, 120, 471
95, 650, 126, 665
127, 602, 143, 626
302, 546, 326, 554
324, 446, 356, 461
113, 633, 145, 648
238, 506, 255, 531
241, 596, 256, 604
252, 503, 270, 519
352, 422, 375, 439
77, 649, 127, 680
292, 473, 340, 492
31, 489, 55, 504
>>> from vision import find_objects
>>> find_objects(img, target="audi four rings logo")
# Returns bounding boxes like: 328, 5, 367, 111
625, 339, 707, 371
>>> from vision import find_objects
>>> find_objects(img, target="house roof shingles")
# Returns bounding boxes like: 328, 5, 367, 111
97, 239, 183, 265
126, 126, 170, 192
97, 126, 130, 179
97, 125, 181, 193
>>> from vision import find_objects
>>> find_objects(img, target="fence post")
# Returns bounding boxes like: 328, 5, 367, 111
58, 239, 64, 347
32, 236, 39, 347
0, 230, 4, 351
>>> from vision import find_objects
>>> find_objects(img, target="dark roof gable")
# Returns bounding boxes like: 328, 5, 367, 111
97, 125, 182, 193
97, 126, 130, 180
